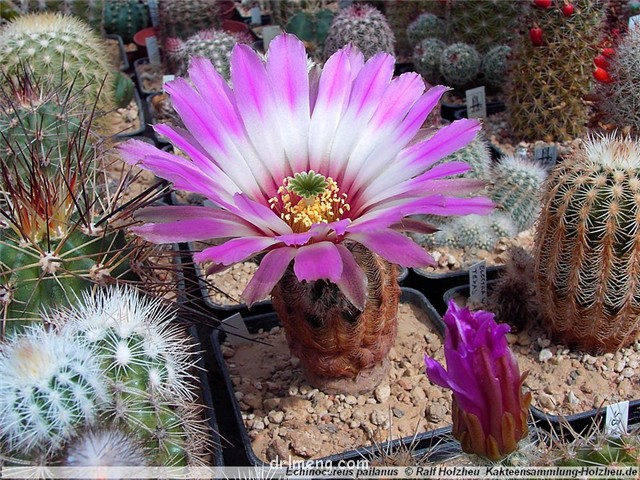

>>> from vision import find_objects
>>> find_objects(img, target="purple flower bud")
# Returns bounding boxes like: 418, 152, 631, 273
425, 299, 531, 461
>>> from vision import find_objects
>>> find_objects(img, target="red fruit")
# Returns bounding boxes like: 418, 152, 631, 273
593, 67, 613, 83
594, 54, 610, 69
601, 47, 616, 57
562, 3, 574, 16
529, 27, 544, 46
533, 0, 552, 8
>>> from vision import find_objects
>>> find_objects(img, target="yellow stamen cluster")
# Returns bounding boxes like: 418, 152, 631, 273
269, 175, 351, 233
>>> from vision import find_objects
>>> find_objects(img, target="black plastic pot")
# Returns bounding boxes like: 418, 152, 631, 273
133, 57, 164, 96
114, 89, 147, 139
209, 287, 447, 466
106, 33, 130, 72
451, 101, 506, 121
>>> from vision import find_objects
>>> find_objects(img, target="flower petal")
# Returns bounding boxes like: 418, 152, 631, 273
293, 241, 343, 282
194, 236, 279, 265
242, 247, 297, 306
347, 229, 434, 267
334, 243, 367, 311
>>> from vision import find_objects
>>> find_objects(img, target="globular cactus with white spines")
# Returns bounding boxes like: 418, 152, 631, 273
323, 4, 395, 61
0, 325, 109, 458
60, 287, 209, 466
535, 134, 640, 352
63, 428, 148, 467
481, 44, 511, 90
596, 27, 640, 133
406, 12, 446, 49
421, 211, 517, 250
0, 13, 133, 113
491, 155, 547, 232
413, 37, 446, 85
165, 28, 250, 79
439, 42, 481, 89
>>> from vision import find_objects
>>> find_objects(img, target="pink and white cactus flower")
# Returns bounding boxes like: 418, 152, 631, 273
119, 34, 493, 308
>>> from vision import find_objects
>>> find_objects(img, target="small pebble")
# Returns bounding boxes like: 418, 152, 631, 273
538, 348, 553, 363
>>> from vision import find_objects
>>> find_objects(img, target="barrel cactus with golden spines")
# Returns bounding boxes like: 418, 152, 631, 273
534, 134, 640, 352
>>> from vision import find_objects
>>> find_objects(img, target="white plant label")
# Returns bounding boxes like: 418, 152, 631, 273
251, 5, 262, 25
221, 313, 252, 346
466, 86, 486, 119
146, 36, 161, 65
148, 0, 160, 27
534, 144, 558, 167
605, 400, 629, 437
629, 14, 640, 30
469, 260, 487, 304
262, 26, 282, 51
162, 75, 175, 92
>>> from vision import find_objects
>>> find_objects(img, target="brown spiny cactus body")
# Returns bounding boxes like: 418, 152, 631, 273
534, 135, 640, 352
271, 242, 400, 395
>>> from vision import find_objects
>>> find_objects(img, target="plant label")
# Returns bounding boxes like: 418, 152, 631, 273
251, 5, 262, 25
148, 0, 160, 27
534, 144, 558, 168
605, 400, 629, 437
629, 14, 640, 30
162, 75, 175, 92
262, 26, 282, 51
146, 36, 162, 65
465, 86, 486, 119
221, 313, 252, 346
469, 260, 487, 303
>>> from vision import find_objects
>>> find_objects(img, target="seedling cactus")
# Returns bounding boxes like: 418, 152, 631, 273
63, 428, 147, 467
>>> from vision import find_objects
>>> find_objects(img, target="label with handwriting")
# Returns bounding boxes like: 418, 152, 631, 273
605, 400, 629, 437
465, 86, 486, 119
469, 260, 487, 304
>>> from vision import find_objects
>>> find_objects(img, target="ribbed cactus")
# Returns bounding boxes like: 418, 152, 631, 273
0, 13, 132, 112
323, 4, 395, 60
103, 0, 150, 44
413, 37, 446, 85
534, 134, 640, 352
505, 0, 604, 142
62, 287, 208, 466
481, 44, 511, 90
63, 428, 148, 467
491, 155, 547, 231
285, 7, 334, 61
165, 29, 249, 78
0, 325, 108, 457
157, 0, 221, 45
439, 42, 481, 89
406, 12, 446, 48
447, 0, 518, 53
596, 27, 640, 132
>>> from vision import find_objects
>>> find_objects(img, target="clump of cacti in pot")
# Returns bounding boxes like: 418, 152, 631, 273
481, 44, 511, 91
535, 134, 640, 352
103, 0, 150, 44
323, 3, 395, 60
505, 0, 604, 142
406, 12, 447, 49
439, 42, 481, 90
165, 28, 251, 79
0, 12, 134, 115
413, 37, 446, 85
595, 27, 640, 134
0, 69, 150, 337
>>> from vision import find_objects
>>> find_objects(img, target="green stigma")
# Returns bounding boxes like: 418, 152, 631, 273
287, 171, 328, 199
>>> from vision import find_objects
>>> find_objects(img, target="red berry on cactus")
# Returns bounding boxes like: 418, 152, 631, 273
529, 26, 544, 46
602, 47, 616, 57
533, 0, 552, 8
593, 67, 612, 83
562, 3, 574, 16
594, 54, 610, 69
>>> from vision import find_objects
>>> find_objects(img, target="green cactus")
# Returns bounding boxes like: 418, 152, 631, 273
384, 0, 424, 57
491, 155, 547, 232
555, 432, 640, 467
596, 27, 640, 133
406, 12, 446, 49
413, 37, 446, 85
286, 8, 334, 60
439, 42, 481, 89
481, 44, 511, 90
506, 0, 604, 142
62, 287, 209, 466
422, 211, 517, 250
103, 0, 150, 44
165, 29, 247, 79
157, 0, 222, 45
323, 3, 395, 61
8, 0, 104, 32
535, 134, 640, 352
447, 0, 517, 54
0, 325, 108, 458
0, 12, 133, 114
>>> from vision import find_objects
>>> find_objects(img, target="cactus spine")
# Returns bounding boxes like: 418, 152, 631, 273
506, 0, 604, 142
157, 0, 221, 46
0, 325, 108, 457
439, 42, 481, 89
103, 0, 150, 44
413, 37, 446, 85
535, 134, 640, 352
323, 4, 395, 61
63, 428, 148, 467
481, 44, 511, 90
